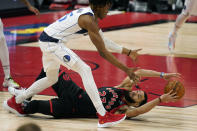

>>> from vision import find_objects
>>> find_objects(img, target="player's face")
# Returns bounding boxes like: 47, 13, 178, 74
96, 3, 111, 19
130, 90, 145, 104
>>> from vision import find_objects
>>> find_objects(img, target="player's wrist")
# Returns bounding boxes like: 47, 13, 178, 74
160, 72, 165, 78
127, 50, 132, 56
158, 96, 162, 103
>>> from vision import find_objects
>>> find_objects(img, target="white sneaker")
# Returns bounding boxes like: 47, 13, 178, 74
8, 86, 25, 96
168, 32, 177, 52
3, 77, 19, 88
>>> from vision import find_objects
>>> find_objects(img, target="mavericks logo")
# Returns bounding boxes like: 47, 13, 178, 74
63, 55, 71, 62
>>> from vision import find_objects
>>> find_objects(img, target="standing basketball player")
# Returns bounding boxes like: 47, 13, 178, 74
0, 0, 39, 88
168, 0, 197, 51
5, 0, 141, 128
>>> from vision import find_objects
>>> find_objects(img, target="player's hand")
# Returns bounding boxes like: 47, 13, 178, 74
128, 49, 142, 64
28, 6, 40, 15
127, 67, 140, 85
160, 90, 178, 103
163, 73, 181, 80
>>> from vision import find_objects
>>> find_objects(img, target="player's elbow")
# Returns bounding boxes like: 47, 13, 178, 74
133, 108, 147, 116
126, 109, 141, 118
181, 12, 191, 18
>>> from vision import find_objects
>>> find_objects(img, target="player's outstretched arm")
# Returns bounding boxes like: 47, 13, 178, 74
78, 14, 139, 83
125, 90, 178, 118
135, 69, 181, 80
20, 0, 40, 15
114, 69, 181, 90
99, 30, 142, 63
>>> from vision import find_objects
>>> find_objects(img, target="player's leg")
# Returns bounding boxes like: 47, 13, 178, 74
0, 19, 10, 79
15, 67, 59, 104
4, 68, 59, 116
52, 43, 126, 127
9, 40, 61, 104
71, 60, 106, 116
8, 68, 59, 98
0, 19, 19, 87
23, 98, 73, 118
168, 0, 193, 51
51, 43, 106, 116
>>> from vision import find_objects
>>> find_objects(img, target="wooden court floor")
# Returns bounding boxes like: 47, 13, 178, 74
0, 22, 197, 131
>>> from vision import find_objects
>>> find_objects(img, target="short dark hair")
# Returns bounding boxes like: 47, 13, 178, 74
138, 91, 148, 107
89, 0, 113, 7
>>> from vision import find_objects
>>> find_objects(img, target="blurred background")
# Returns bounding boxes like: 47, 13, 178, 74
0, 0, 186, 18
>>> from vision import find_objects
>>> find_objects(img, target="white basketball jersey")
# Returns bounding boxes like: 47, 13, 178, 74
44, 7, 94, 42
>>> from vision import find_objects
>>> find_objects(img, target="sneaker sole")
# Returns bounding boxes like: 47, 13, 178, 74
2, 101, 25, 117
97, 115, 126, 128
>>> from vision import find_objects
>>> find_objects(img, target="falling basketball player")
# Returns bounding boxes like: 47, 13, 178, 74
5, 68, 180, 120
4, 0, 141, 128
0, 0, 39, 88
168, 0, 197, 51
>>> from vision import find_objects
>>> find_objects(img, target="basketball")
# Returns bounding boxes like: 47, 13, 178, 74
164, 80, 185, 99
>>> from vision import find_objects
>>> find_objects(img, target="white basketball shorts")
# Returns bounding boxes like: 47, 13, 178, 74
39, 41, 80, 72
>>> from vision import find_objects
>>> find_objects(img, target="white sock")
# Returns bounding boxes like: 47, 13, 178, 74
16, 69, 59, 103
72, 60, 106, 116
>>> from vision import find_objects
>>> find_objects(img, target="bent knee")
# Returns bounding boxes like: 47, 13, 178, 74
82, 64, 92, 73
182, 10, 191, 18
47, 75, 58, 85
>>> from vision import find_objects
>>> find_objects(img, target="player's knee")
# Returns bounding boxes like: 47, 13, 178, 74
47, 75, 58, 85
182, 11, 191, 18
82, 64, 92, 74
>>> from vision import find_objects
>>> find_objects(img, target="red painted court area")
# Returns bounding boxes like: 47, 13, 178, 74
0, 46, 197, 108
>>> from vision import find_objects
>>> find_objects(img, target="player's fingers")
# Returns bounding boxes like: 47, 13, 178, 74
168, 90, 173, 95
176, 73, 181, 76
35, 9, 40, 15
171, 92, 177, 96
132, 76, 140, 85
172, 99, 178, 102
173, 96, 179, 99
136, 48, 142, 52
173, 73, 181, 78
